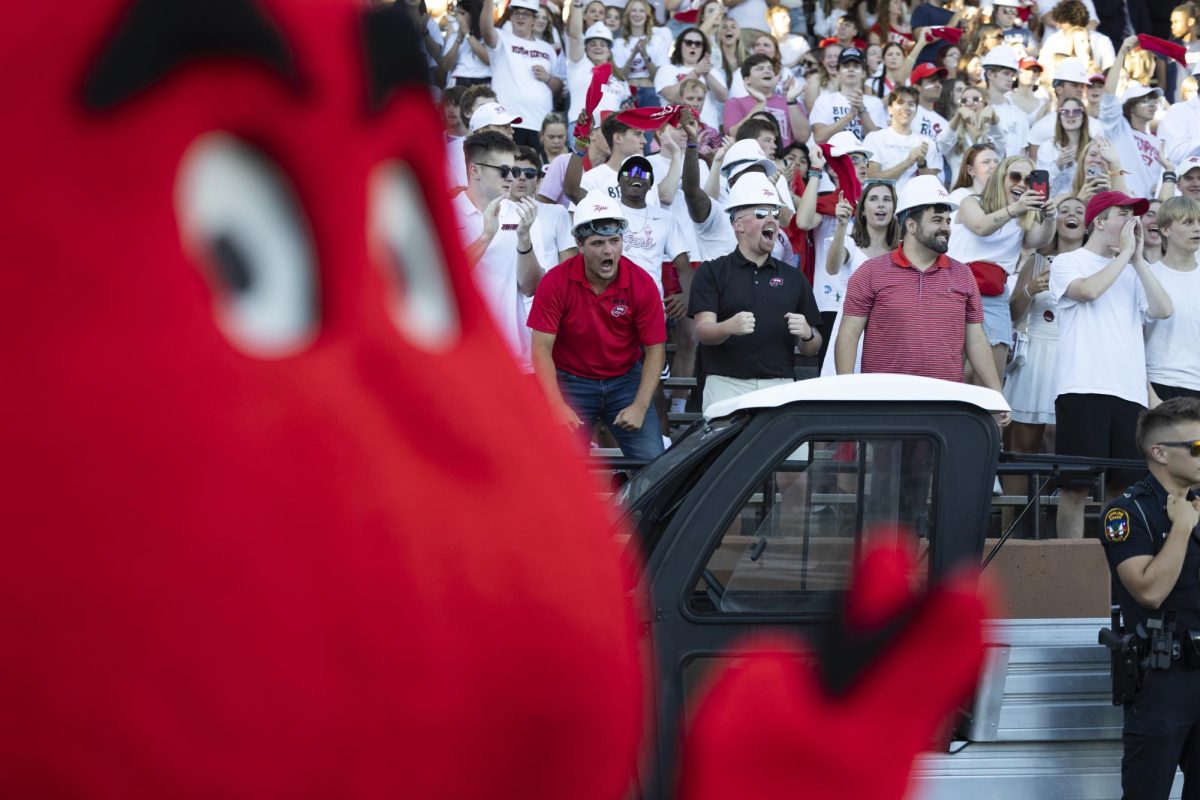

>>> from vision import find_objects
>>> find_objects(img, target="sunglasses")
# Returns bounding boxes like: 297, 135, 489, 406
682, 39, 704, 46
475, 162, 519, 178
1058, 107, 1084, 118
1158, 439, 1200, 457
621, 166, 653, 180
580, 220, 628, 237
850, 154, 869, 166
742, 207, 782, 219
961, 96, 983, 105
1007, 171, 1029, 183
511, 167, 540, 179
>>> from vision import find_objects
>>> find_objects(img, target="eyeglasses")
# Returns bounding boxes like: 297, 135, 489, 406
1007, 171, 1029, 183
1058, 107, 1084, 118
961, 96, 984, 105
740, 207, 782, 220
620, 166, 653, 180
511, 167, 540, 179
578, 220, 628, 237
475, 162, 518, 178
1157, 439, 1200, 457
849, 154, 869, 166
682, 38, 704, 47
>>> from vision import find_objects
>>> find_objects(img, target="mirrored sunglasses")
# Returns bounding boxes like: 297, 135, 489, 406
621, 166, 653, 180
580, 220, 628, 237
745, 207, 782, 220
1058, 107, 1083, 118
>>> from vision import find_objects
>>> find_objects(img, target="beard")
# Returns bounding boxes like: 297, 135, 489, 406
914, 226, 950, 254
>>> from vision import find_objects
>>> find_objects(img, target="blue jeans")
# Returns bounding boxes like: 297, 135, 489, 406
558, 363, 664, 460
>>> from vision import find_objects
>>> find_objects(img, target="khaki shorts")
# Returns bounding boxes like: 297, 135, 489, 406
703, 375, 794, 415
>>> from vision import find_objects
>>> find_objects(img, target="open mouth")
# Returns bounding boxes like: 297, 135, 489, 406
1147, 224, 1160, 235
1010, 187, 1024, 201
761, 224, 777, 241
629, 179, 644, 189
1064, 219, 1079, 229
872, 211, 889, 222
600, 257, 615, 270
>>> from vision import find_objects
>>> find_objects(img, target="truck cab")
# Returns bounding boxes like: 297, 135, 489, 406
615, 374, 1132, 799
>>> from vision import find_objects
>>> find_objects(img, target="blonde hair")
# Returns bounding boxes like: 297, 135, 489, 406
1157, 195, 1200, 238
980, 155, 1039, 231
620, 0, 655, 38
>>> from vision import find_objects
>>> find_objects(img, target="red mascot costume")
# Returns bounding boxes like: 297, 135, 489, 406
0, 2, 987, 797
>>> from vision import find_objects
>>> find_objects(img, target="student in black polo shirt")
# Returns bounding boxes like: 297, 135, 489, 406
689, 172, 822, 413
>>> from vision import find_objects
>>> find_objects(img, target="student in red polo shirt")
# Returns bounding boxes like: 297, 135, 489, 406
834, 175, 1011, 425
528, 194, 668, 459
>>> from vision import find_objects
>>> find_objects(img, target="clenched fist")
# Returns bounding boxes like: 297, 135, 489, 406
725, 311, 755, 336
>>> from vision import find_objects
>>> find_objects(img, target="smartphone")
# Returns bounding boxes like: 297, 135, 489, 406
1028, 169, 1049, 199
1086, 165, 1104, 179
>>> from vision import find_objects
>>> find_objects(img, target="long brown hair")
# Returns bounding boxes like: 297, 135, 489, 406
953, 143, 998, 190
1053, 97, 1091, 152
851, 181, 901, 250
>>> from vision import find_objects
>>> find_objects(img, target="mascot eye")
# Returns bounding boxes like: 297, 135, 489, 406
175, 133, 318, 357
368, 161, 459, 351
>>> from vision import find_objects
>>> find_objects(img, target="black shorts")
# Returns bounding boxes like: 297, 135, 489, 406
1152, 382, 1200, 401
1054, 393, 1143, 490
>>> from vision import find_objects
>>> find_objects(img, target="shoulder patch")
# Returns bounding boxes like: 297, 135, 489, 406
1105, 508, 1131, 543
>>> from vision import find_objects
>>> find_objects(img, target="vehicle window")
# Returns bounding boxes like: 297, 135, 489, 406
614, 415, 745, 510
690, 437, 936, 616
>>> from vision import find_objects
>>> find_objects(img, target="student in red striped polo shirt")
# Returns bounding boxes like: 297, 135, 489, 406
834, 175, 1011, 425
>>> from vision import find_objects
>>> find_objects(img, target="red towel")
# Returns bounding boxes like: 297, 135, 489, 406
672, 8, 699, 23
818, 142, 863, 207
615, 105, 683, 130
1137, 34, 1189, 68
1016, 5, 1032, 24
927, 26, 963, 45
572, 62, 613, 139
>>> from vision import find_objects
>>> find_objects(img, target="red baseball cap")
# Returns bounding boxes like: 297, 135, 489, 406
909, 63, 947, 84
1084, 190, 1149, 228
1088, 72, 1106, 85
1018, 57, 1042, 72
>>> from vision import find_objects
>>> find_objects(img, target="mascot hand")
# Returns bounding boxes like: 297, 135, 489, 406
678, 535, 991, 800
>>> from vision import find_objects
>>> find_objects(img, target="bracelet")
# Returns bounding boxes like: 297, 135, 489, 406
799, 330, 816, 342
686, 141, 698, 148
1163, 171, 1178, 183
806, 169, 821, 179
1023, 285, 1035, 300
786, 99, 798, 106
516, 245, 533, 255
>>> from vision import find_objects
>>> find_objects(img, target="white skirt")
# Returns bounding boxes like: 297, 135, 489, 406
1003, 334, 1058, 425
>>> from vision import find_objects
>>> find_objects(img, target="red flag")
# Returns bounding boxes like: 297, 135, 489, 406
927, 26, 964, 45
818, 143, 863, 207
615, 105, 684, 131
572, 63, 613, 139
1137, 34, 1189, 68
1016, 5, 1032, 24
672, 8, 699, 23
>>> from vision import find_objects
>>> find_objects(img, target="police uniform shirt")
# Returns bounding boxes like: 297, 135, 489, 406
689, 248, 820, 380
1104, 474, 1200, 638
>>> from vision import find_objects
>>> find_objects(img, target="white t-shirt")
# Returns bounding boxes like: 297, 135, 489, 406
612, 30, 672, 81
948, 201, 1025, 273
619, 204, 689, 296
991, 101, 1031, 159
442, 27, 491, 81
861, 127, 943, 192
648, 151, 708, 261
446, 136, 467, 190
535, 202, 575, 269
453, 192, 546, 371
811, 213, 842, 313
914, 106, 950, 145
487, 28, 556, 132
809, 91, 888, 141
694, 199, 737, 262
725, 0, 769, 31
1145, 261, 1200, 392
580, 163, 662, 207
1100, 93, 1162, 201
654, 65, 726, 129
566, 57, 631, 129
1048, 247, 1150, 406
1159, 97, 1200, 165
1034, 139, 1081, 198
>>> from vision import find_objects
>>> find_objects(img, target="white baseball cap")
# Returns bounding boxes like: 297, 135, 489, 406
508, 0, 541, 11
572, 192, 628, 236
1052, 57, 1089, 85
1180, 156, 1200, 177
583, 21, 614, 41
827, 131, 874, 159
726, 172, 784, 211
469, 102, 523, 132
1121, 83, 1163, 103
992, 0, 1023, 7
895, 175, 959, 215
980, 44, 1019, 72
721, 139, 777, 178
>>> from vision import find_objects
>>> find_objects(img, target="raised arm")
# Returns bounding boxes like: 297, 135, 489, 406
566, 0, 585, 63
480, 0, 498, 48
680, 110, 713, 223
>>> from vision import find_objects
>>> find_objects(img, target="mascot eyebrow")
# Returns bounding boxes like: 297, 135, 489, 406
82, 0, 296, 111
361, 3, 432, 111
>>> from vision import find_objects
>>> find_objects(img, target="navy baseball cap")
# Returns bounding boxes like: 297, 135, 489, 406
838, 48, 866, 66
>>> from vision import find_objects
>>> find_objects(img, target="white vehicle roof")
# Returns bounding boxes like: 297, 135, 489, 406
704, 373, 1011, 420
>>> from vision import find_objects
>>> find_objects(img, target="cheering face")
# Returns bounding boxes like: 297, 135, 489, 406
1143, 201, 1162, 249
585, 36, 612, 63
993, 4, 1018, 28
746, 60, 779, 93
1057, 98, 1085, 131
1056, 197, 1086, 242
862, 185, 895, 228
510, 6, 536, 36
584, 0, 605, 26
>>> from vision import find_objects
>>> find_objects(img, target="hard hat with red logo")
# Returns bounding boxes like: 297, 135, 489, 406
572, 192, 628, 238
725, 172, 783, 212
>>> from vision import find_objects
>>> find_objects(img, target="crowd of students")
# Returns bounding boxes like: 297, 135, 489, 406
430, 0, 1200, 537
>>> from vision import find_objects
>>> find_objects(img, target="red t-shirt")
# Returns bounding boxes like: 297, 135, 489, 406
527, 255, 667, 380
841, 247, 983, 383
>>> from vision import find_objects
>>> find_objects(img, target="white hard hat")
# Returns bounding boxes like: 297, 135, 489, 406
895, 175, 959, 215
726, 172, 783, 211
583, 21, 614, 42
980, 44, 1019, 72
508, 0, 541, 11
572, 192, 628, 237
1052, 57, 1089, 84
827, 131, 874, 159
469, 102, 523, 132
721, 139, 777, 178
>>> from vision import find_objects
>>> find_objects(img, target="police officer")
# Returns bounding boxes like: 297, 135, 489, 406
1104, 397, 1200, 800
